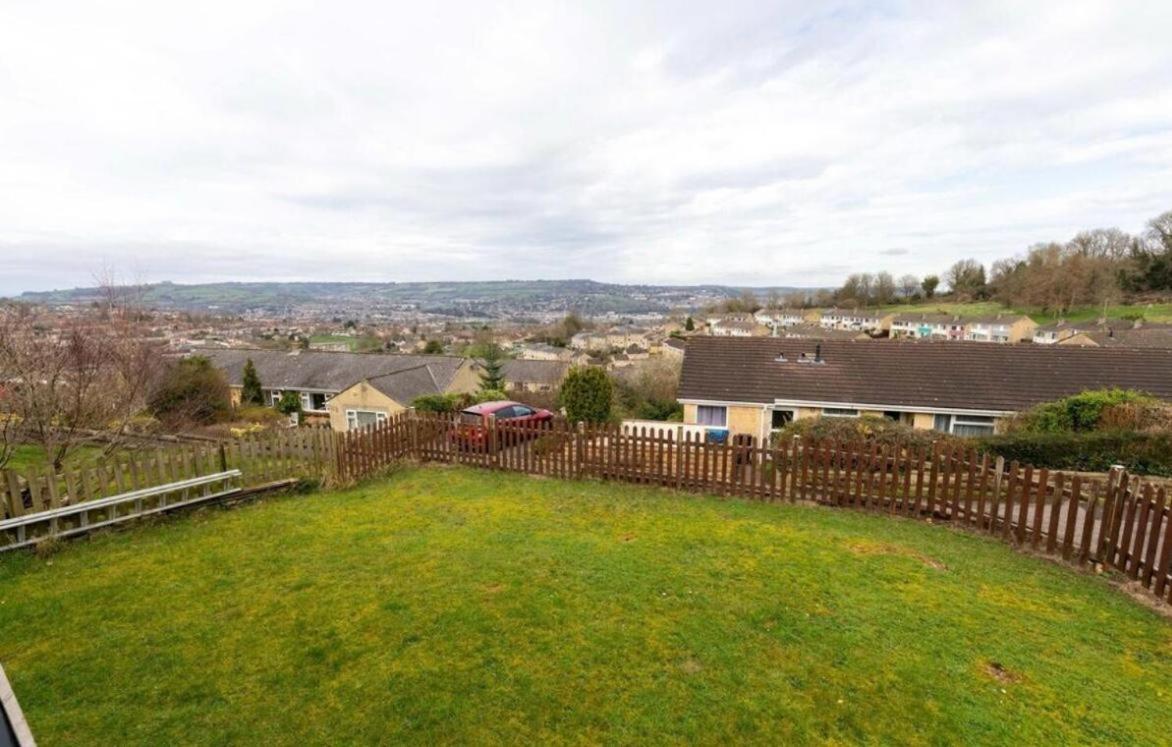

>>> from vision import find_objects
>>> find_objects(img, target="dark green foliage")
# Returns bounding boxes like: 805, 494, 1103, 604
1010, 389, 1156, 433
412, 393, 465, 413
240, 358, 263, 406
777, 415, 945, 450
422, 340, 445, 354
148, 356, 231, 425
684, 316, 695, 331
977, 431, 1172, 477
475, 389, 508, 403
560, 366, 613, 424
275, 391, 302, 417
478, 343, 506, 392
921, 275, 939, 299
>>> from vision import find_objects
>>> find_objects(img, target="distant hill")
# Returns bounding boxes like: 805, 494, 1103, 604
15, 279, 818, 316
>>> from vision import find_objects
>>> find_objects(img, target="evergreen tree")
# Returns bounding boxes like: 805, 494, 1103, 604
240, 358, 263, 406
684, 316, 695, 331
560, 366, 613, 424
479, 342, 506, 392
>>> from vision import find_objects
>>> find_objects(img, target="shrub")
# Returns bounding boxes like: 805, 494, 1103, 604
148, 356, 231, 426
275, 391, 302, 418
1009, 389, 1157, 433
475, 389, 508, 403
776, 416, 948, 451
560, 367, 613, 424
976, 431, 1172, 477
412, 393, 466, 413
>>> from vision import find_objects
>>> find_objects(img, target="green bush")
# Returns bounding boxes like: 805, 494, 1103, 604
776, 416, 947, 451
412, 393, 466, 413
275, 391, 302, 418
1010, 389, 1157, 433
560, 367, 613, 424
976, 431, 1172, 477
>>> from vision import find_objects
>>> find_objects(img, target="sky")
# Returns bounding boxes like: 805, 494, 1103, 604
2, 0, 1172, 295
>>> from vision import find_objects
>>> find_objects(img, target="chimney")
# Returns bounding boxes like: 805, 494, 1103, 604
814, 343, 823, 363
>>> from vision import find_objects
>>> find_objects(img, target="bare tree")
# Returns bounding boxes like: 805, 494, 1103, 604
898, 274, 920, 299
0, 289, 163, 471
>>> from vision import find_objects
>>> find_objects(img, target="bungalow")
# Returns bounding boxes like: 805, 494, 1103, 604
501, 359, 570, 393
964, 314, 1037, 344
677, 337, 1172, 443
754, 308, 806, 331
200, 348, 480, 429
709, 318, 768, 337
660, 337, 687, 360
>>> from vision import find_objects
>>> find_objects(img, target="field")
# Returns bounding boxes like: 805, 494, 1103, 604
877, 300, 1172, 325
1, 467, 1169, 745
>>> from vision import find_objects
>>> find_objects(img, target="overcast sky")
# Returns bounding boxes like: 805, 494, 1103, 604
2, 1, 1171, 295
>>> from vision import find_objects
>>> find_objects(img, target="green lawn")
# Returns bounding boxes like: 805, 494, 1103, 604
877, 301, 1172, 325
1, 467, 1169, 745
3, 444, 108, 472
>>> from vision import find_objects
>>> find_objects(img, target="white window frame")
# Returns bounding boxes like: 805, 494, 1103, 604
345, 409, 388, 430
769, 408, 795, 433
933, 413, 995, 436
696, 405, 727, 427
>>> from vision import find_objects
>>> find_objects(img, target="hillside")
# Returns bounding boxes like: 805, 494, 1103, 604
15, 279, 814, 316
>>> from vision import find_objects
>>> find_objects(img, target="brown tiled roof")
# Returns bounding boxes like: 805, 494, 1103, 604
678, 337, 1172, 413
1062, 326, 1172, 349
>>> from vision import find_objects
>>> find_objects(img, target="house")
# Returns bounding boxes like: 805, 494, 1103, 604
677, 337, 1172, 443
660, 337, 687, 360
199, 348, 480, 429
754, 308, 806, 331
817, 308, 893, 333
963, 314, 1037, 343
1056, 322, 1172, 349
890, 313, 962, 340
515, 343, 572, 361
779, 323, 871, 341
1033, 320, 1098, 344
709, 317, 769, 337
501, 359, 570, 393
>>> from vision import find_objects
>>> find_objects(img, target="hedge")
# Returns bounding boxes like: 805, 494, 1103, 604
975, 430, 1172, 477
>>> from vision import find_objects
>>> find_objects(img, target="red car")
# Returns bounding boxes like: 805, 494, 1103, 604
451, 400, 555, 450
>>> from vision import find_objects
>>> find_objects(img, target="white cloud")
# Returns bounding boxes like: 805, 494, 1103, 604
2, 0, 1171, 294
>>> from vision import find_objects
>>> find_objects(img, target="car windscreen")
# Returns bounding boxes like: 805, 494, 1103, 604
458, 410, 483, 425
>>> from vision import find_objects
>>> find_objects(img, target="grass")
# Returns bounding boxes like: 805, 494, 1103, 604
1, 466, 1169, 745
3, 444, 108, 472
877, 300, 1172, 325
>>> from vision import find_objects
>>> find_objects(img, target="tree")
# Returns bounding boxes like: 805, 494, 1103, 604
898, 274, 920, 299
0, 292, 162, 471
240, 358, 263, 406
945, 259, 987, 299
921, 275, 940, 299
148, 356, 231, 426
560, 366, 613, 424
684, 316, 695, 331
479, 342, 506, 392
275, 391, 302, 419
873, 272, 897, 305
422, 340, 444, 354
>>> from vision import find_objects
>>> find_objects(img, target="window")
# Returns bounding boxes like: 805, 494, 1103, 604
269, 390, 282, 406
345, 409, 387, 430
310, 392, 329, 411
822, 407, 859, 418
933, 413, 995, 437
696, 405, 727, 427
512, 405, 534, 418
770, 409, 793, 431
299, 392, 312, 411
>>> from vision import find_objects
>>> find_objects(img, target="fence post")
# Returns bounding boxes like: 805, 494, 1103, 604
218, 443, 228, 474
575, 422, 585, 479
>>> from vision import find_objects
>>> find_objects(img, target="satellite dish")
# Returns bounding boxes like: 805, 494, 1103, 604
0, 664, 35, 747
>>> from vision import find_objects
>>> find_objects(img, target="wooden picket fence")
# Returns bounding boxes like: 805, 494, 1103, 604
336, 413, 1172, 603
1, 427, 337, 526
